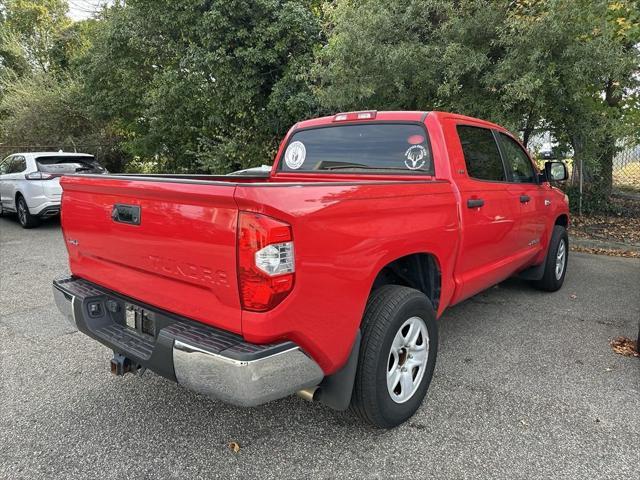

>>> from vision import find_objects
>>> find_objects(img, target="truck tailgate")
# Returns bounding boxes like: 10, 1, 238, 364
60, 176, 241, 333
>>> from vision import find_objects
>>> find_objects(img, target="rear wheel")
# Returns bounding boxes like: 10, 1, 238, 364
350, 285, 438, 428
532, 225, 568, 291
16, 195, 40, 229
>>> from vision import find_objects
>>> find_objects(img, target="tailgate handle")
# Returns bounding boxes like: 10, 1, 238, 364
111, 204, 141, 225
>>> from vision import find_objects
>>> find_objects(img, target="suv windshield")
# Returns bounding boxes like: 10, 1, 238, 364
36, 156, 107, 174
278, 123, 434, 174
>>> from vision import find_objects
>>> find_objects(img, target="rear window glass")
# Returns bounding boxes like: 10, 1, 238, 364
278, 123, 434, 175
36, 156, 106, 174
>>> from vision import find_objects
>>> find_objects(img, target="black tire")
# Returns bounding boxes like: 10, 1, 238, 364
350, 285, 438, 428
532, 225, 568, 292
16, 195, 40, 229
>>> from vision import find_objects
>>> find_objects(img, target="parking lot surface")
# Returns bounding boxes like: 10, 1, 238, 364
1, 215, 638, 480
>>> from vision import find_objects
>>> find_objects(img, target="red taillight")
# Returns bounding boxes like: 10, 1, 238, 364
237, 212, 295, 312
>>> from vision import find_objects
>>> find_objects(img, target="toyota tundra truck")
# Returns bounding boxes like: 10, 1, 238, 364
53, 111, 570, 428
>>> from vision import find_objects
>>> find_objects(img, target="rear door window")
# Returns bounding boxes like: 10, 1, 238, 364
278, 123, 434, 175
457, 125, 506, 182
36, 156, 106, 174
496, 133, 537, 183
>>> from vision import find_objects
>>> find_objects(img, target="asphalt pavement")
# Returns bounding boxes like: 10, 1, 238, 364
1, 215, 638, 479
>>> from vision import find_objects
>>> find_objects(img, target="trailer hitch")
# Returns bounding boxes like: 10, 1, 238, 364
110, 353, 133, 376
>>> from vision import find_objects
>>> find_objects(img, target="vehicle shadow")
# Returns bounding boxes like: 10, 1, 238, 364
0, 213, 61, 230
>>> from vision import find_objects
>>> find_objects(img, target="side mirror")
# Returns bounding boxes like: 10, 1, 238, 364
544, 161, 568, 182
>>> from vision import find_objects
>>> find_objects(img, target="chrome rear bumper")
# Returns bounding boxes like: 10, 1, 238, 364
173, 341, 323, 407
53, 276, 323, 407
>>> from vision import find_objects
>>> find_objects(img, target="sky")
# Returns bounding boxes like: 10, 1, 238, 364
67, 0, 111, 21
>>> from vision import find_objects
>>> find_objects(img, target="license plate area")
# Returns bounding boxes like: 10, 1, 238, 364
125, 303, 156, 338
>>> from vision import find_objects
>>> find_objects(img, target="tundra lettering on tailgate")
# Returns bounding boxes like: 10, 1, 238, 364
147, 255, 230, 287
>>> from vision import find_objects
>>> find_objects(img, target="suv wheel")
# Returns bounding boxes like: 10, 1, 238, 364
532, 225, 568, 292
350, 285, 438, 428
16, 195, 40, 228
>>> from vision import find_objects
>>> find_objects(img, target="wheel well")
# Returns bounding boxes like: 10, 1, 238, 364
371, 253, 441, 309
555, 214, 568, 228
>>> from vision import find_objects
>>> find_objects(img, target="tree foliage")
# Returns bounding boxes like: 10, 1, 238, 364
0, 0, 638, 189
314, 0, 639, 193
81, 0, 321, 172
1, 0, 71, 71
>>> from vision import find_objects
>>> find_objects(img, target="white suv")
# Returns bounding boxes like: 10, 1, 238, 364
0, 152, 107, 228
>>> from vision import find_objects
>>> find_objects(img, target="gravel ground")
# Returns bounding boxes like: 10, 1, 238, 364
1, 215, 638, 480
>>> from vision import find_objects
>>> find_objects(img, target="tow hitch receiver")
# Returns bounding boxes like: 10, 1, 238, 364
110, 353, 134, 376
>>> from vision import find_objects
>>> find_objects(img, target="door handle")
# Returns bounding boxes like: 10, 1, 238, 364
467, 198, 485, 208
520, 195, 530, 203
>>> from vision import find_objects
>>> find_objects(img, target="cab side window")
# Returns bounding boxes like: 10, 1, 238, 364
457, 125, 506, 182
497, 133, 536, 183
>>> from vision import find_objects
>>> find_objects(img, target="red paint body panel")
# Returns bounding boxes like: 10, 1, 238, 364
61, 176, 243, 333
235, 181, 459, 372
60, 111, 569, 376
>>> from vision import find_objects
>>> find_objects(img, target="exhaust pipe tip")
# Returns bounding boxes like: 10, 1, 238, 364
296, 386, 319, 402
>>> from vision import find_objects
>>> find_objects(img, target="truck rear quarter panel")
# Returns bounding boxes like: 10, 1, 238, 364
235, 181, 459, 374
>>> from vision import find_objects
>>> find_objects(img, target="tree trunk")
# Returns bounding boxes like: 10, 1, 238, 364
598, 134, 616, 196
570, 134, 585, 187
600, 79, 622, 195
521, 111, 536, 148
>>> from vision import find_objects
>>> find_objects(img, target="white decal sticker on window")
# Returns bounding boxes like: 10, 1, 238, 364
404, 145, 427, 170
284, 141, 306, 170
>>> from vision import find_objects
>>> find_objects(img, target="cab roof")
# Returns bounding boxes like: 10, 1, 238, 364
294, 111, 428, 130
293, 110, 506, 132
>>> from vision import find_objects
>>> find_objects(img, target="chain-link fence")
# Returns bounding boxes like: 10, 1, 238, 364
613, 143, 640, 193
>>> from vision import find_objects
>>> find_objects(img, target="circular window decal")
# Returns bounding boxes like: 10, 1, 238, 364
404, 145, 428, 170
284, 141, 306, 170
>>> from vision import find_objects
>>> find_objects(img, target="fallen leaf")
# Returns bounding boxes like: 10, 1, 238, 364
570, 245, 640, 258
570, 294, 577, 300
228, 441, 241, 453
609, 336, 639, 357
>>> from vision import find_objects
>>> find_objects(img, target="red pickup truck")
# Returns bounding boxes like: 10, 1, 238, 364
53, 111, 569, 427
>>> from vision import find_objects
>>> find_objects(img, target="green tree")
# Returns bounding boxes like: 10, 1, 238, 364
315, 0, 639, 198
496, 0, 640, 194
314, 1, 515, 126
0, 73, 123, 168
2, 0, 71, 72
82, 0, 321, 172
